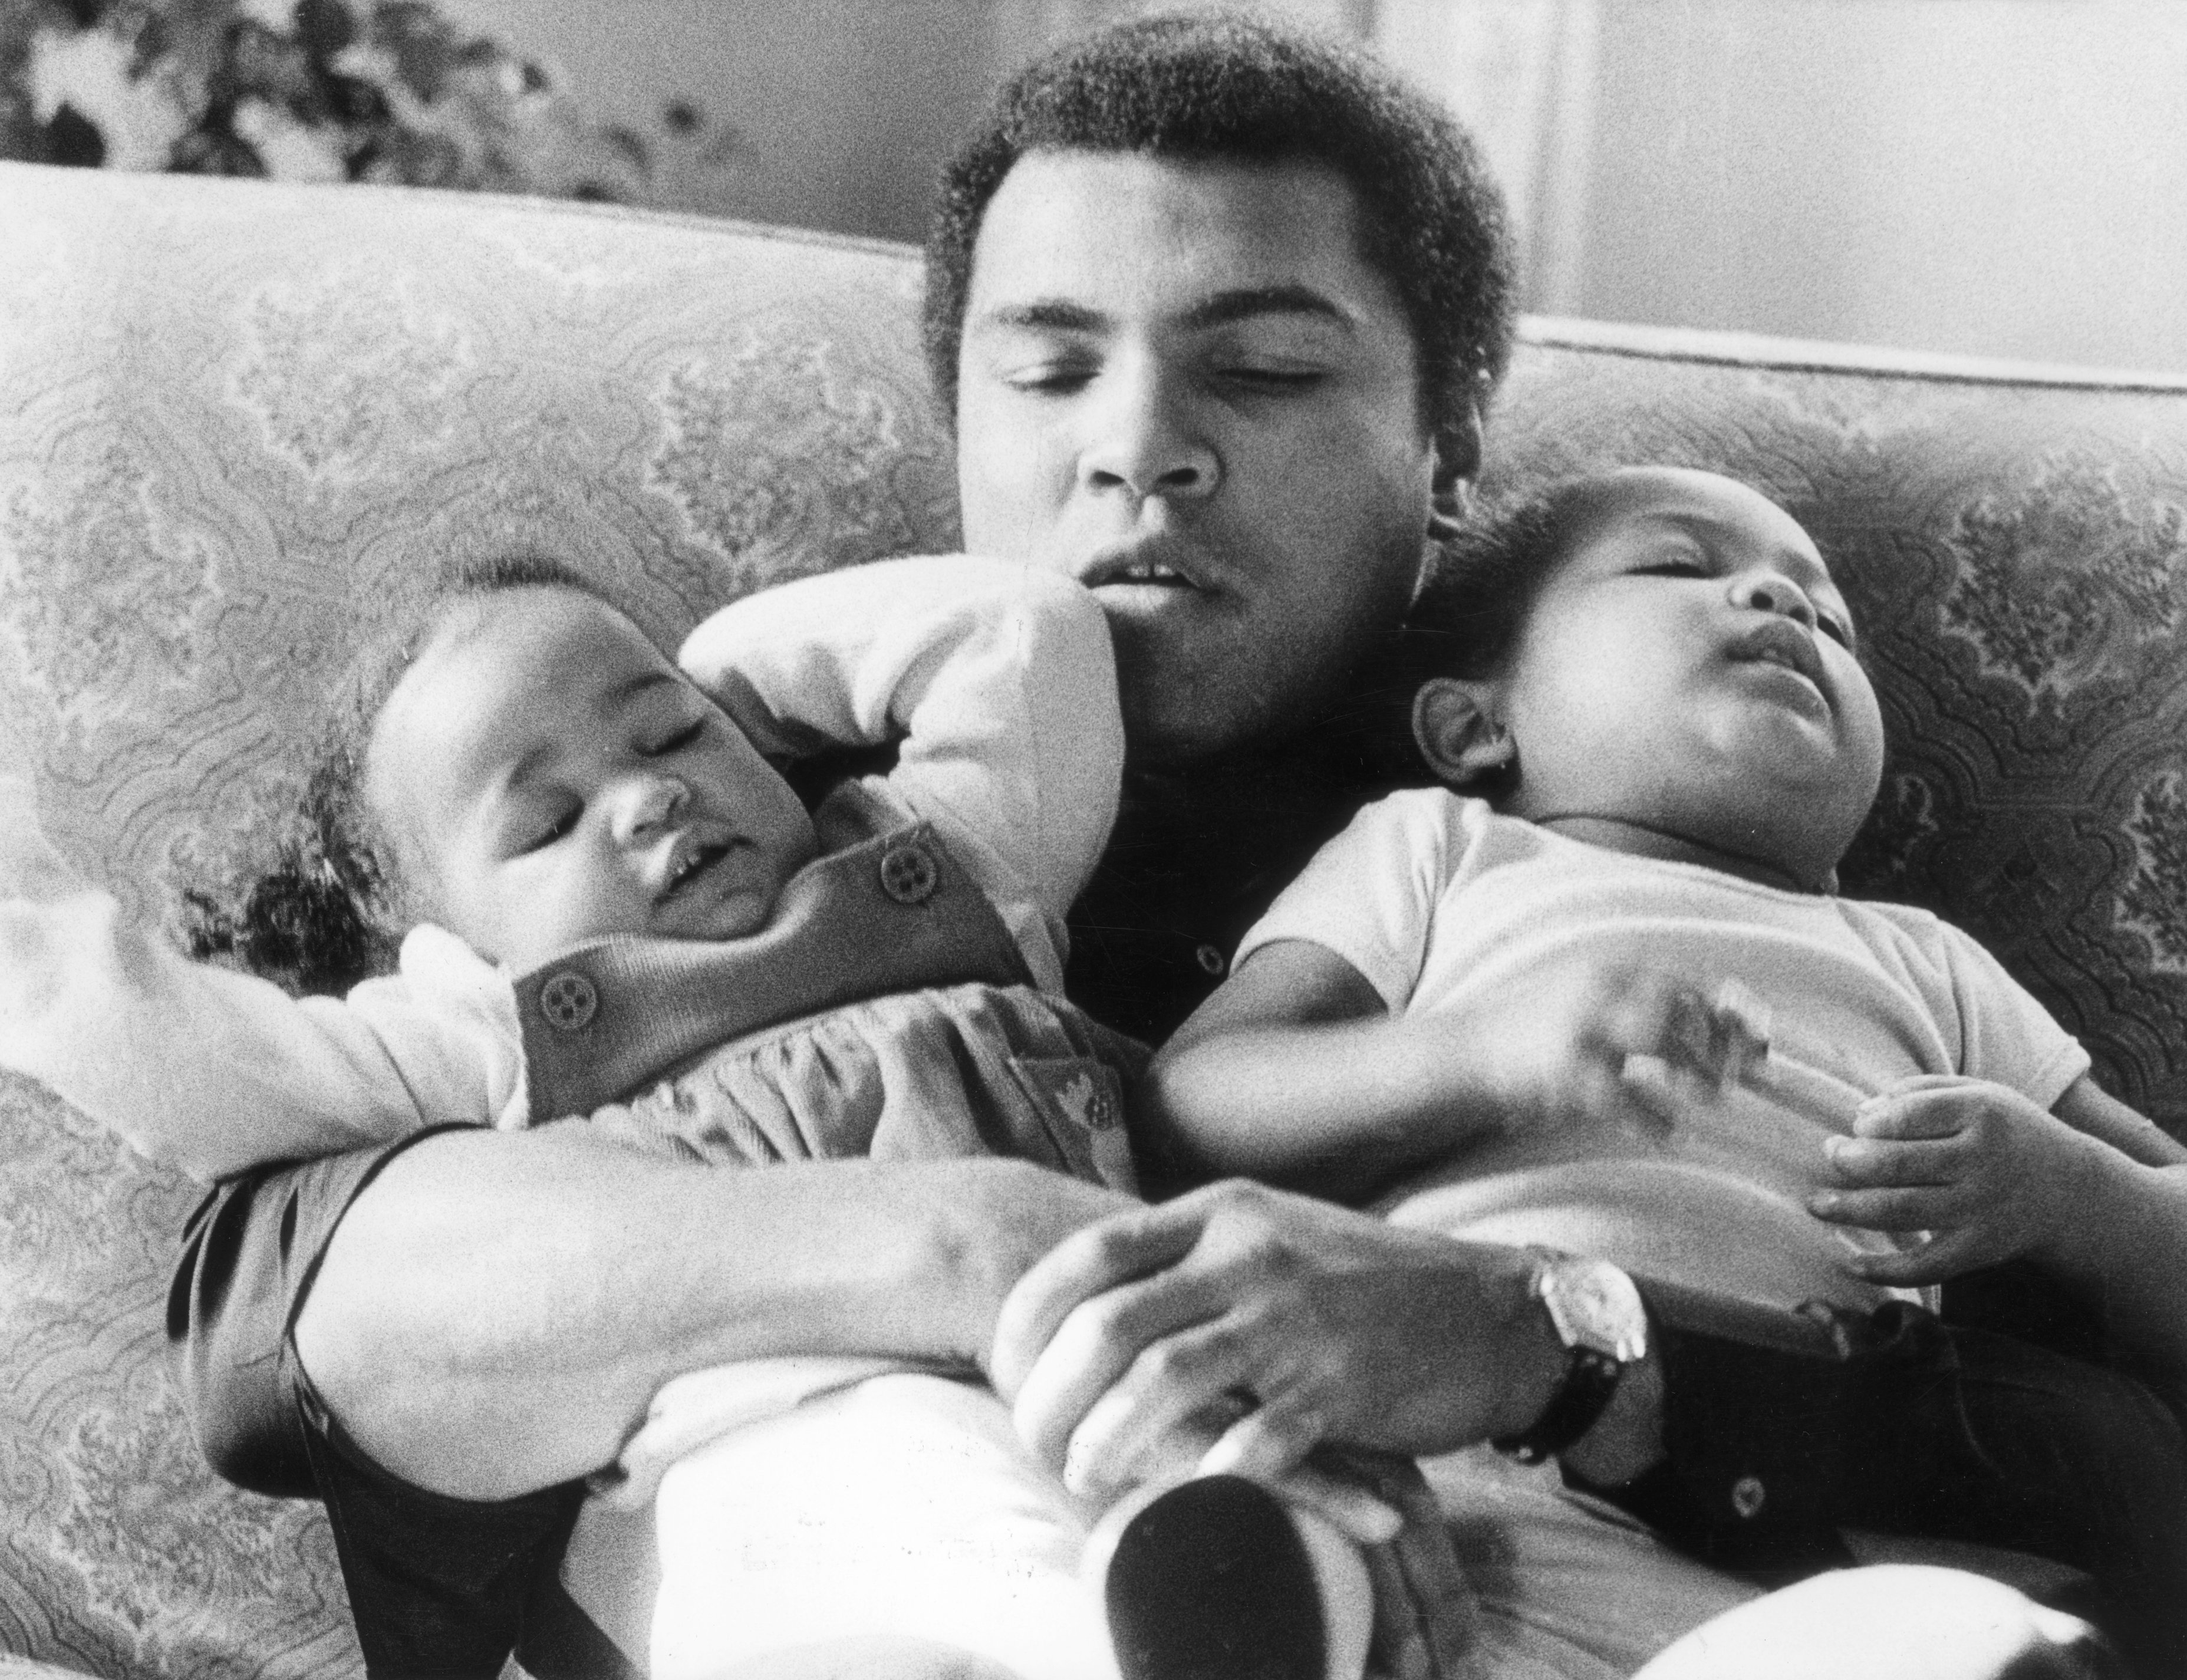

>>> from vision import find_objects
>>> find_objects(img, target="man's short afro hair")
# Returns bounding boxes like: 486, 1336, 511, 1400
923, 9, 1515, 440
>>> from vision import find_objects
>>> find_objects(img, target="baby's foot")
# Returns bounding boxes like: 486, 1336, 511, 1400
1092, 1475, 1372, 1680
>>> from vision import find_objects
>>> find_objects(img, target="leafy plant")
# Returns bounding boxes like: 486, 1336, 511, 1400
1, 0, 712, 202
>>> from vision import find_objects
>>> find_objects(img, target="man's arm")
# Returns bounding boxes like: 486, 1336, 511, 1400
286, 1125, 1131, 1500
989, 1180, 1953, 1579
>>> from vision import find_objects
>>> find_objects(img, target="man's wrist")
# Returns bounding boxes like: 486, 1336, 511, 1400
1487, 1251, 1665, 1483
1559, 1334, 1666, 1485
956, 1159, 1135, 1383
1470, 1246, 1575, 1444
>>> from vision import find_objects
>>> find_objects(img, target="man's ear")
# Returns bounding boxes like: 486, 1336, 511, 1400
1425, 390, 1486, 545
1412, 677, 1514, 787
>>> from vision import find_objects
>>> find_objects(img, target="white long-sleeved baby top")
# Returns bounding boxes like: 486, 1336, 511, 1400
0, 555, 1122, 1182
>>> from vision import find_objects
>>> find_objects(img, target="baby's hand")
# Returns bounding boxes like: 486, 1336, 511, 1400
1809, 1075, 2105, 1284
1471, 966, 1766, 1143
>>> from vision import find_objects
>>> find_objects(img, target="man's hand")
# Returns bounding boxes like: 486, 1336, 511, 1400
989, 1179, 1566, 1511
1809, 1075, 2109, 1285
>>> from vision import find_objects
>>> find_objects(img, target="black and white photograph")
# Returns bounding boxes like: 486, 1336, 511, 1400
2, 2, 2185, 1676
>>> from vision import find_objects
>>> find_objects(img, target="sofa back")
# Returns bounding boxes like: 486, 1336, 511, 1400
5, 160, 2187, 1676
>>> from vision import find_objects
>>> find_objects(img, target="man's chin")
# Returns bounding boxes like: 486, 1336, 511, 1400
1118, 680, 1265, 769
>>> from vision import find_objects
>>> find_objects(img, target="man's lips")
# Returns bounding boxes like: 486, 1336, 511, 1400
1075, 543, 1206, 592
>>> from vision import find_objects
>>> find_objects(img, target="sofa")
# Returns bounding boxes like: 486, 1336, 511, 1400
3, 156, 2186, 1678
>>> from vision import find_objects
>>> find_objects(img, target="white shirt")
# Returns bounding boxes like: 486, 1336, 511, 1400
1239, 789, 2090, 1309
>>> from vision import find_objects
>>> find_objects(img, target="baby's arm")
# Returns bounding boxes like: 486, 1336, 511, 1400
1814, 1073, 2187, 1372
1147, 940, 1695, 1199
0, 785, 518, 1181
679, 556, 1122, 948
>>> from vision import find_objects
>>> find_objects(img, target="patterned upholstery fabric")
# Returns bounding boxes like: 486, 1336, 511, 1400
2, 159, 2186, 1674
0, 160, 957, 1680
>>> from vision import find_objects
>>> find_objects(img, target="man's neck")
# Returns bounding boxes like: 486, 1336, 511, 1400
1068, 657, 1427, 1045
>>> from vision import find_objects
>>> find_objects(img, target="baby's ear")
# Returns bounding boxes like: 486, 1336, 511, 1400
1412, 678, 1514, 788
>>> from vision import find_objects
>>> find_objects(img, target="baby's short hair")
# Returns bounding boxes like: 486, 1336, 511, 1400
189, 554, 625, 996
1405, 478, 1600, 682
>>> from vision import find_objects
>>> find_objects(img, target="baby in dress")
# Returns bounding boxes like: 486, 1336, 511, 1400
0, 553, 1388, 1680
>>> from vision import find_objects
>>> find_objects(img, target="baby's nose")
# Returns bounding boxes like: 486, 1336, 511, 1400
1737, 571, 1817, 627
614, 773, 688, 841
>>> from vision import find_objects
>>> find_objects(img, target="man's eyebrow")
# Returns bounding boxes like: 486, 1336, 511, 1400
973, 286, 1356, 336
1178, 285, 1356, 332
975, 299, 1111, 334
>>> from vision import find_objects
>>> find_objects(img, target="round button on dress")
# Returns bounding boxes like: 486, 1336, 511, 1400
539, 971, 600, 1032
880, 841, 940, 905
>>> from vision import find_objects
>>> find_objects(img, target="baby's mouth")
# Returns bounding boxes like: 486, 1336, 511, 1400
660, 835, 736, 902
1731, 622, 1828, 704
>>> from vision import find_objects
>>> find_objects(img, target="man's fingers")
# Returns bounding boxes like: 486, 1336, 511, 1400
1058, 1320, 1260, 1498
1264, 1462, 1403, 1546
991, 1200, 1206, 1398
1195, 1389, 1324, 1483
1198, 1404, 1406, 1544
1012, 1265, 1233, 1471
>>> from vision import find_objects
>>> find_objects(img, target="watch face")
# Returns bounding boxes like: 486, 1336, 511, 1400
1540, 1256, 1649, 1365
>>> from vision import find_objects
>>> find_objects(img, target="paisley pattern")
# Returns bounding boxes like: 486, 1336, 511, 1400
0, 162, 957, 1679
4, 159, 2187, 1672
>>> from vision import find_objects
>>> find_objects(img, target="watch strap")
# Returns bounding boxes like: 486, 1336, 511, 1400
1491, 1343, 1623, 1464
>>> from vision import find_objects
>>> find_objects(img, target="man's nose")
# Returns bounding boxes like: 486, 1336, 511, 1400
609, 772, 688, 844
1733, 569, 1819, 630
1076, 363, 1219, 502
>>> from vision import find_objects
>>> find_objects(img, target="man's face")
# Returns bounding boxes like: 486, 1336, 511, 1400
955, 150, 1466, 765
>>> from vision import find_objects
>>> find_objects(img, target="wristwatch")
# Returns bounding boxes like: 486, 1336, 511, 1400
1491, 1249, 1651, 1464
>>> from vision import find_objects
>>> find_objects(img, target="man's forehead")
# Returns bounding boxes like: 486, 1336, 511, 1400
963, 149, 1392, 328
